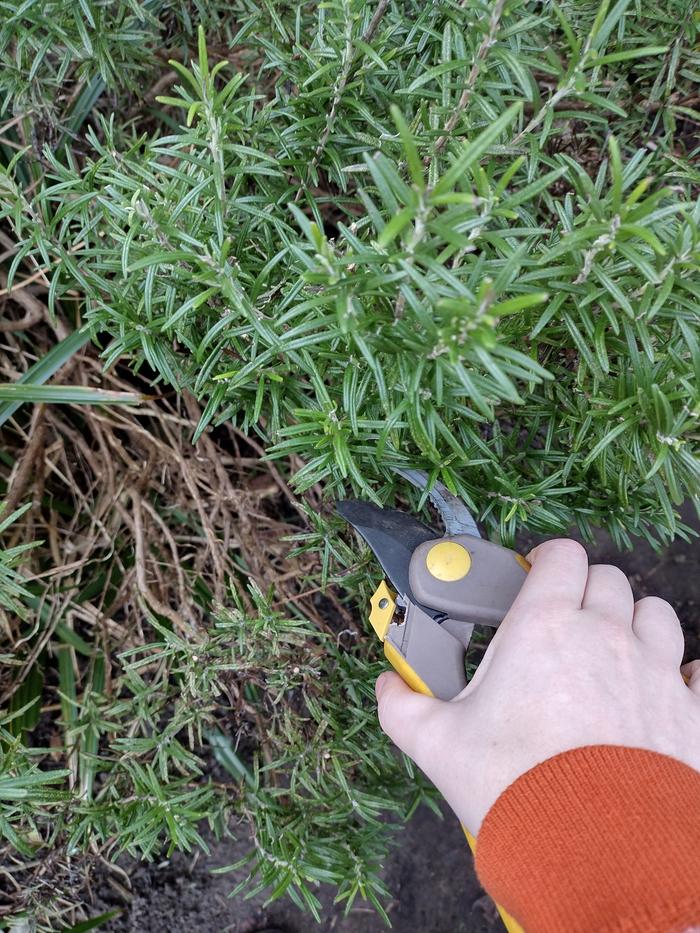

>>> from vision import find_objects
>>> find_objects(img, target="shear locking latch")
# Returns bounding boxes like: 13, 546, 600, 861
369, 581, 396, 640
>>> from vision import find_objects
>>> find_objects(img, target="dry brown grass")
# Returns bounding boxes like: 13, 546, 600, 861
0, 302, 355, 711
0, 290, 360, 927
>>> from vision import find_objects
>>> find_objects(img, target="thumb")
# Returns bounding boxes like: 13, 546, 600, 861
375, 671, 441, 759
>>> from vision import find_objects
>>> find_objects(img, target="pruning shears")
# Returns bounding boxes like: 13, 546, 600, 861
337, 468, 530, 933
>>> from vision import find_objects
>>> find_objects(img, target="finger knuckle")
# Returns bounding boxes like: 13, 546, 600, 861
590, 563, 629, 584
635, 595, 677, 618
540, 538, 587, 561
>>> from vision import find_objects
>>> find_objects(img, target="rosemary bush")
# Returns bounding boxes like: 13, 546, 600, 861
1, 0, 699, 926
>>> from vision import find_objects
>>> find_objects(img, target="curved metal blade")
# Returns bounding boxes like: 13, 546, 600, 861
393, 468, 480, 538
336, 499, 436, 607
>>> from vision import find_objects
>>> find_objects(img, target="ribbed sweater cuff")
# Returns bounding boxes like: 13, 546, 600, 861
475, 745, 700, 933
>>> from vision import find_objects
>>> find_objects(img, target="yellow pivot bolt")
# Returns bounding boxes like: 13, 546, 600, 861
425, 541, 471, 581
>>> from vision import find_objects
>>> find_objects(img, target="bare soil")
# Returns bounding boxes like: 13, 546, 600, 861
99, 512, 699, 933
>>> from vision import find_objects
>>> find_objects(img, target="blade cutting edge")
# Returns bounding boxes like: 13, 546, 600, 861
336, 499, 438, 612
393, 468, 480, 538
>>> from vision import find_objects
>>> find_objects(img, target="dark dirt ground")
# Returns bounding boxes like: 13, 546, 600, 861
99, 513, 699, 933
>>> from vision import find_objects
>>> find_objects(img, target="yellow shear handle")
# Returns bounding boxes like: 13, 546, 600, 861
383, 643, 524, 933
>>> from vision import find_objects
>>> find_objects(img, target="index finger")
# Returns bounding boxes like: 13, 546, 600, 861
510, 538, 589, 614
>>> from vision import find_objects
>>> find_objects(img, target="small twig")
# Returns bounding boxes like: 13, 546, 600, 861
394, 191, 429, 317
510, 28, 598, 149
0, 265, 51, 296
0, 239, 85, 299
0, 269, 46, 331
0, 588, 70, 706
272, 581, 330, 608
25, 558, 97, 581
574, 214, 621, 284
139, 496, 191, 617
4, 405, 45, 513
296, 0, 389, 201
229, 424, 308, 522
159, 411, 229, 602
126, 69, 177, 118
0, 303, 44, 332
0, 113, 27, 138
362, 0, 389, 44
431, 0, 507, 159
122, 491, 195, 638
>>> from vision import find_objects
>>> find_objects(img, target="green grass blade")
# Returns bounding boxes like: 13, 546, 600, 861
0, 385, 142, 405
62, 910, 122, 932
0, 329, 91, 426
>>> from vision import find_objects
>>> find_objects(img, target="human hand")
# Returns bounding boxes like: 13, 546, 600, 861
375, 538, 700, 836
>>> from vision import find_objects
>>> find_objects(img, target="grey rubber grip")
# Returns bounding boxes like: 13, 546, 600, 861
386, 602, 468, 701
409, 535, 528, 627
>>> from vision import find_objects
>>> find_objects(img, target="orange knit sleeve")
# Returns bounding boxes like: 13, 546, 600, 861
474, 746, 700, 933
